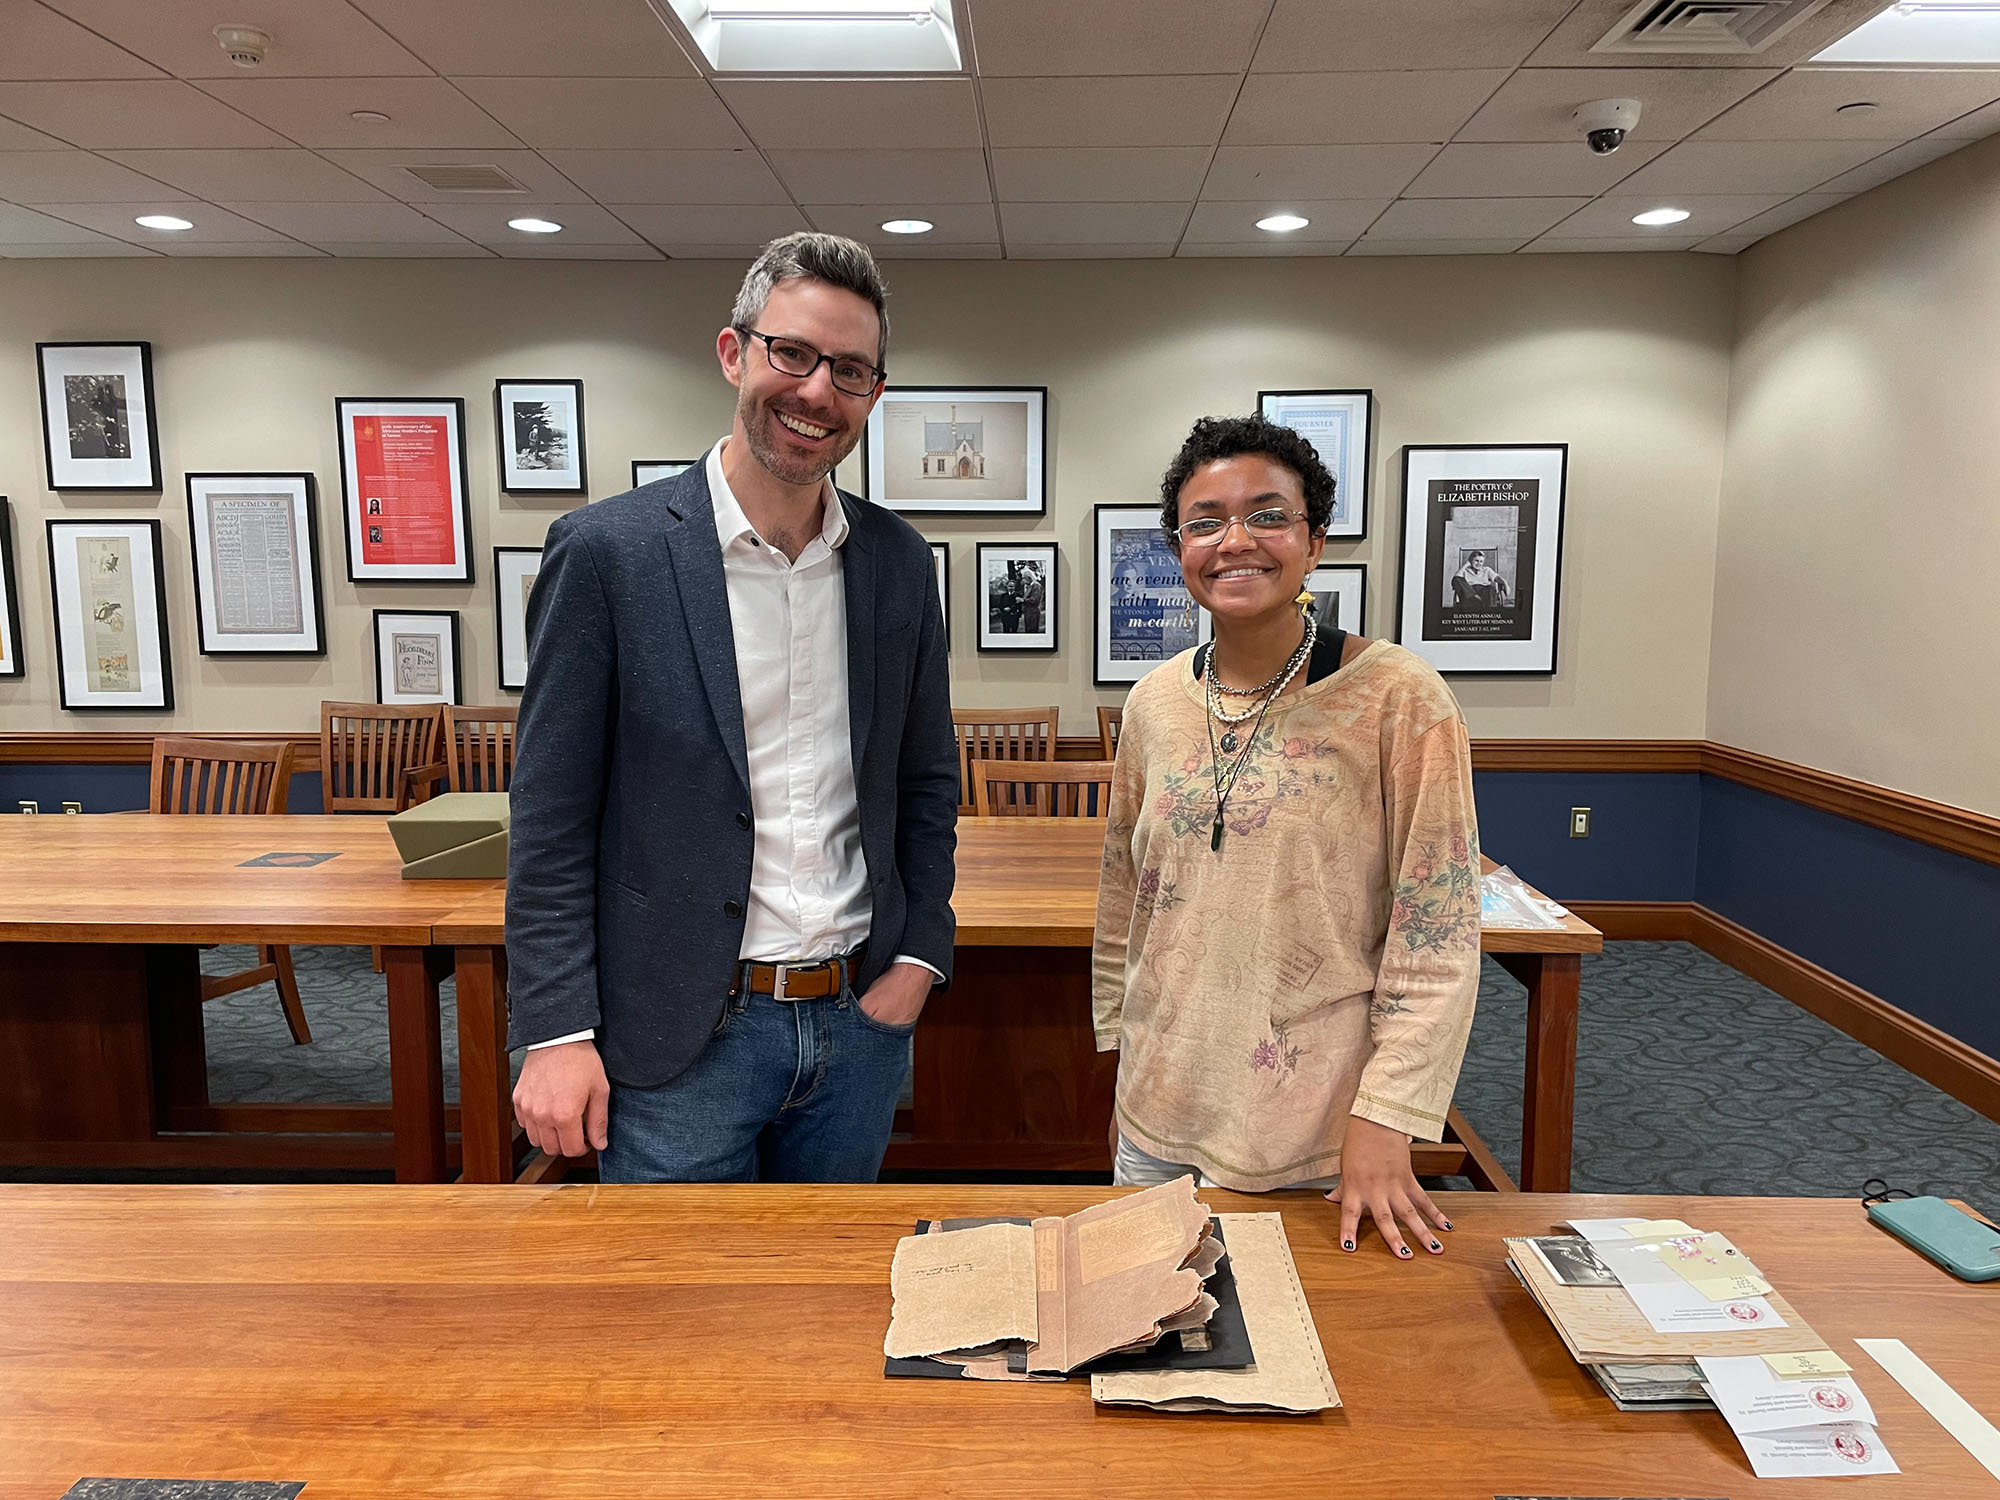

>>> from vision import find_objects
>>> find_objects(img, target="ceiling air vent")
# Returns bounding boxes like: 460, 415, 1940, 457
401, 163, 528, 195
1592, 0, 1837, 53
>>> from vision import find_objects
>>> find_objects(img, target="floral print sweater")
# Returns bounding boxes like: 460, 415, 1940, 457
1092, 639, 1481, 1191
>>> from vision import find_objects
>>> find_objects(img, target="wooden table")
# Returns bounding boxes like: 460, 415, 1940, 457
0, 1185, 1982, 1497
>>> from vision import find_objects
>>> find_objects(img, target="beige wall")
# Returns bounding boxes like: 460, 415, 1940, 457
1711, 132, 2000, 816
0, 251, 1735, 743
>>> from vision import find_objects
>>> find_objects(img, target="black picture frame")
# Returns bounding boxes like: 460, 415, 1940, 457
495, 378, 588, 496
1092, 502, 1210, 686
975, 540, 1058, 654
493, 545, 543, 692
184, 472, 326, 657
45, 516, 174, 711
36, 340, 163, 493
1303, 562, 1368, 638
336, 396, 474, 583
631, 459, 696, 490
0, 498, 23, 679
1257, 388, 1372, 540
864, 385, 1049, 517
372, 608, 462, 705
928, 539, 950, 651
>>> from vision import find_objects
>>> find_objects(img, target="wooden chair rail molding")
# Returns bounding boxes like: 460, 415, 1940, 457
5, 733, 1997, 867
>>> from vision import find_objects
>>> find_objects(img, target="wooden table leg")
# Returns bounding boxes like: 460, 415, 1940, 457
454, 945, 513, 1184
1497, 950, 1580, 1193
382, 945, 449, 1184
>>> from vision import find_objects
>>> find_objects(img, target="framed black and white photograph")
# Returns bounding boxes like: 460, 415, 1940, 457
0, 499, 22, 680
1395, 444, 1567, 676
373, 608, 461, 705
495, 378, 586, 495
1259, 388, 1370, 540
493, 546, 542, 692
1094, 503, 1210, 686
1303, 562, 1367, 637
37, 341, 162, 492
976, 541, 1057, 653
45, 516, 173, 710
184, 473, 325, 656
631, 458, 695, 489
336, 396, 473, 583
865, 386, 1046, 516
928, 540, 951, 651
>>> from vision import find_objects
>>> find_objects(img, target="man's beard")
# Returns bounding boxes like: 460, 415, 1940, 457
738, 387, 862, 487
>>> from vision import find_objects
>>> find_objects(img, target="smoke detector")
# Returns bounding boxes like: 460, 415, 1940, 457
213, 25, 271, 69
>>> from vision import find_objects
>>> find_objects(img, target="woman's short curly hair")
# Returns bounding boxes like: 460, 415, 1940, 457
1157, 413, 1336, 538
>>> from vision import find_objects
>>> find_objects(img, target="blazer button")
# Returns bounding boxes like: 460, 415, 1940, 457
724, 899, 743, 918
735, 811, 750, 829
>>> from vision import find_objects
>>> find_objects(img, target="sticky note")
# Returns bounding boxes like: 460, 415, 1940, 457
1688, 1272, 1776, 1301
1621, 1218, 1699, 1239
1765, 1350, 1854, 1379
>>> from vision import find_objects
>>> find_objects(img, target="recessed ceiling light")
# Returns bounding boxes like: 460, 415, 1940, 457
1814, 1, 2000, 62
1835, 100, 1881, 115
708, 0, 932, 17
1255, 213, 1310, 233
134, 214, 194, 231
880, 218, 933, 234
1631, 207, 1692, 226
350, 109, 392, 123
507, 217, 563, 234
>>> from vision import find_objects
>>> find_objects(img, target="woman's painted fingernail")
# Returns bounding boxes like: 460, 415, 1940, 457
1441, 1220, 1453, 1231
1398, 1246, 1412, 1258
1430, 1240, 1443, 1252
1342, 1239, 1355, 1251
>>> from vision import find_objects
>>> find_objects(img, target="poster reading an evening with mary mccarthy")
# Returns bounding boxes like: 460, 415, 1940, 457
1421, 477, 1539, 644
1108, 524, 1198, 662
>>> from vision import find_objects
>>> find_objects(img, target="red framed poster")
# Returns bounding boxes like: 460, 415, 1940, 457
337, 397, 473, 582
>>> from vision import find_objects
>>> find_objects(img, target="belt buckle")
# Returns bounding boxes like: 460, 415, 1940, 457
772, 961, 791, 1001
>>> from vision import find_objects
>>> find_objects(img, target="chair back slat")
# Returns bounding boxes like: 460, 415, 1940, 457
319, 701, 442, 813
950, 706, 1058, 815
149, 736, 293, 816
1097, 705, 1123, 760
970, 759, 1115, 818
443, 705, 519, 793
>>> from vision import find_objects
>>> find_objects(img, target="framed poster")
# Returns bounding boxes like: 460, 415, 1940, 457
976, 541, 1057, 653
336, 397, 472, 582
0, 499, 22, 680
45, 516, 173, 710
928, 540, 950, 651
37, 341, 162, 492
373, 608, 461, 705
864, 386, 1046, 516
1395, 444, 1567, 675
493, 545, 542, 692
631, 458, 695, 489
185, 472, 325, 656
1093, 503, 1210, 686
1304, 562, 1367, 637
1258, 389, 1370, 540
495, 378, 586, 495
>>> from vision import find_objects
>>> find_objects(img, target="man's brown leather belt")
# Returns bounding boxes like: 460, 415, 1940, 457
730, 947, 864, 1002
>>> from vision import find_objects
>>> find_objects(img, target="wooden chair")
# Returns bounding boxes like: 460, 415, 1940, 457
1097, 705, 1123, 760
951, 706, 1058, 815
971, 759, 1116, 818
148, 736, 311, 1045
319, 702, 445, 813
442, 705, 518, 793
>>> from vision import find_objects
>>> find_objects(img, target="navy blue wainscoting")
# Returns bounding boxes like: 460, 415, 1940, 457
0, 764, 323, 814
1471, 770, 1701, 904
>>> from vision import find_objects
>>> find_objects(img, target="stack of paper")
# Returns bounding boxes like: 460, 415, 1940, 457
1697, 1354, 1898, 1478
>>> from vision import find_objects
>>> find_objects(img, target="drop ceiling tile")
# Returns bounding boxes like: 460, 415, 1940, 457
1934, 99, 2000, 141
991, 147, 1210, 203
539, 149, 788, 205
657, 244, 784, 260
1813, 135, 1966, 194
1006, 243, 1178, 259
1368, 196, 1587, 238
1523, 0, 1892, 69
0, 0, 161, 80
766, 150, 989, 204
1225, 70, 1510, 146
980, 76, 1238, 149
0, 117, 66, 150
350, 0, 697, 76
0, 239, 161, 256
494, 240, 663, 259
0, 151, 179, 203
715, 81, 980, 152
29, 198, 294, 242
1610, 137, 1886, 196
320, 147, 592, 203
999, 201, 1190, 244
868, 242, 1001, 259
104, 149, 388, 203
1182, 197, 1388, 242
1346, 237, 1530, 255
1694, 232, 1758, 254
1253, 0, 1580, 71
1176, 238, 1356, 257
43, 0, 430, 78
1404, 140, 1666, 197
0, 82, 285, 149
611, 203, 811, 248
421, 199, 645, 245
969, 0, 1270, 76
154, 240, 326, 256
1202, 143, 1437, 200
0, 202, 125, 243
453, 78, 746, 151
194, 77, 522, 150
1717, 192, 1850, 238
1457, 66, 1778, 143
1520, 235, 1705, 252
1693, 68, 2000, 142
310, 241, 498, 257
1546, 192, 1789, 237
802, 202, 999, 246
228, 200, 471, 242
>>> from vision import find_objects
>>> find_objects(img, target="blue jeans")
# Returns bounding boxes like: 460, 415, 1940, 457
599, 986, 914, 1183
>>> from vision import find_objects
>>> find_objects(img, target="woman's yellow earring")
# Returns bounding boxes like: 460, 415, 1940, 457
1296, 586, 1314, 618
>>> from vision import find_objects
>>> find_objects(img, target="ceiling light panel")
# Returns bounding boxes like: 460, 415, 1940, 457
1814, 1, 2000, 61
666, 0, 963, 72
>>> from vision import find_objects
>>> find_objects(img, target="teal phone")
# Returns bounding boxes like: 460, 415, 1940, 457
1867, 1196, 2000, 1282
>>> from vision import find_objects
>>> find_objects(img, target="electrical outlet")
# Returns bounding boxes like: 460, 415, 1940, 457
17, 801, 38, 814
61, 801, 82, 814
1569, 806, 1591, 839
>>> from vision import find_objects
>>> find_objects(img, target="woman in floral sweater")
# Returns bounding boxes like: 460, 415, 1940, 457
1093, 414, 1482, 1261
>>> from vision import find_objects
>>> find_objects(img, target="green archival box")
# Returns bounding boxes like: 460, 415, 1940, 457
386, 792, 510, 879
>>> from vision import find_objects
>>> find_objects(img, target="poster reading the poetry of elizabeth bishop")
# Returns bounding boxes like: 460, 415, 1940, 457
337, 397, 473, 582
1396, 443, 1566, 676
1094, 504, 1210, 685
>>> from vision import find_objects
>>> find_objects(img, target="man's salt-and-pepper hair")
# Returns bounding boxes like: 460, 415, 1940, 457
731, 231, 891, 369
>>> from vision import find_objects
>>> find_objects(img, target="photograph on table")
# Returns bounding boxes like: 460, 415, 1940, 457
1258, 389, 1370, 539
630, 458, 694, 490
184, 473, 325, 657
373, 608, 461, 705
1302, 562, 1367, 637
976, 541, 1057, 653
495, 378, 586, 495
1395, 443, 1566, 676
865, 386, 1046, 515
36, 341, 163, 493
1093, 503, 1209, 685
493, 545, 543, 692
336, 397, 472, 582
0, 499, 21, 679
929, 539, 951, 651
45, 516, 173, 710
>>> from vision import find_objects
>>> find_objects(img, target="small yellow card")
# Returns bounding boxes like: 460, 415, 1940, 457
1620, 1218, 1699, 1239
1764, 1349, 1854, 1379
1687, 1272, 1776, 1301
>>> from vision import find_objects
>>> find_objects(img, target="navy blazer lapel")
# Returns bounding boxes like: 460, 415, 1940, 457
842, 493, 876, 780
660, 464, 750, 794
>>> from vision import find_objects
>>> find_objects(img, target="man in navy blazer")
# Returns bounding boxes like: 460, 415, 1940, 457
506, 233, 957, 1182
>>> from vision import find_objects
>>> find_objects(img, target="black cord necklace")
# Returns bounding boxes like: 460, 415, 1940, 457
1201, 642, 1286, 853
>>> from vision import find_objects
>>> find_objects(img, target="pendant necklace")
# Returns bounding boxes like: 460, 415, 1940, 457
1203, 618, 1315, 850
1208, 616, 1314, 754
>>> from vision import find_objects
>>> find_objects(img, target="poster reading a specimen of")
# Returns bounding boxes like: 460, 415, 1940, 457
37, 341, 162, 492
1093, 504, 1210, 685
493, 546, 543, 691
373, 609, 461, 705
45, 517, 173, 709
338, 398, 472, 582
186, 473, 324, 655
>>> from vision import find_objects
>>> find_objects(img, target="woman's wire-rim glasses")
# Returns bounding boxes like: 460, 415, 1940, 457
1171, 507, 1309, 548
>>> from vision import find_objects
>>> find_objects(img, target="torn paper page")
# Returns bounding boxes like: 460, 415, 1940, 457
885, 1221, 1038, 1359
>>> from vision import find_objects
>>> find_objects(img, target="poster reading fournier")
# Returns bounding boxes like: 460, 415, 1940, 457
338, 398, 471, 582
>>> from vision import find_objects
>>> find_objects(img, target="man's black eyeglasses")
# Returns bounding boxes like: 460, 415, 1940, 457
736, 327, 885, 397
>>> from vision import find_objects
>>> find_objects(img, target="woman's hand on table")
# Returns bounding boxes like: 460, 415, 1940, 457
1325, 1114, 1451, 1259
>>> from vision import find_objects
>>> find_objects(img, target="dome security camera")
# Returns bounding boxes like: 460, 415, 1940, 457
1572, 98, 1642, 155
